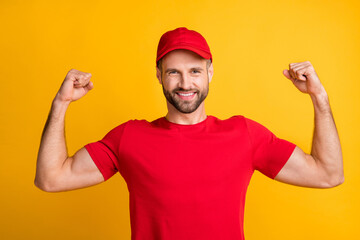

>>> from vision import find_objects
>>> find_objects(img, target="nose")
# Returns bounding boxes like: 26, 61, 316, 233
179, 73, 192, 90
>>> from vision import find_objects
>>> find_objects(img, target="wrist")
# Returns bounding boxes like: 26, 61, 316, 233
51, 96, 70, 118
53, 93, 71, 107
310, 88, 331, 113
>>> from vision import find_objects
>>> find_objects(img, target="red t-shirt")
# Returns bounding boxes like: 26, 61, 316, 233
84, 115, 296, 240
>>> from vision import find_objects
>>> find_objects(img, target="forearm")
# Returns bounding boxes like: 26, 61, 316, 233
310, 89, 344, 185
35, 97, 70, 189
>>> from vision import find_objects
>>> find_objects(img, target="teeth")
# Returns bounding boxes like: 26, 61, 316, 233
178, 92, 195, 96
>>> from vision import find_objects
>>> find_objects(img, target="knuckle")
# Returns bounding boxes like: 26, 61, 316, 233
68, 69, 78, 77
80, 76, 89, 83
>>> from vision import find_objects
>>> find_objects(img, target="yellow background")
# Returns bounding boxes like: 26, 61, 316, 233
0, 0, 358, 239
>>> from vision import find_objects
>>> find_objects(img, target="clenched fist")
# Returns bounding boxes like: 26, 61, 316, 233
283, 61, 326, 96
55, 69, 94, 103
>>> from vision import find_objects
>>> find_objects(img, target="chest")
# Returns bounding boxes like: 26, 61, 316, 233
118, 128, 253, 189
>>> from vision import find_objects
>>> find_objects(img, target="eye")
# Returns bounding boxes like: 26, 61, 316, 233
192, 70, 201, 74
169, 70, 178, 75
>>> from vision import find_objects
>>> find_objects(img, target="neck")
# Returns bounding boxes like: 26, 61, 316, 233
165, 102, 207, 125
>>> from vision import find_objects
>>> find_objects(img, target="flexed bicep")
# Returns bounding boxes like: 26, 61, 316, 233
274, 146, 340, 188
38, 147, 104, 192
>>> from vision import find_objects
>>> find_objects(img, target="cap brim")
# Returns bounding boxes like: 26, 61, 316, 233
156, 45, 212, 63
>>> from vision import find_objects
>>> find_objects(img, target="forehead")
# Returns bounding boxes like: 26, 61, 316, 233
161, 49, 207, 68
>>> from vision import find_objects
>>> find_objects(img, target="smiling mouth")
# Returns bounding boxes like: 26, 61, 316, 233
176, 92, 196, 97
175, 91, 197, 100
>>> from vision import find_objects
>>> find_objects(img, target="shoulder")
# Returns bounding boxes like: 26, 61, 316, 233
212, 115, 272, 134
225, 115, 268, 130
111, 118, 164, 133
212, 114, 248, 125
99, 119, 151, 141
205, 115, 249, 132
111, 118, 155, 129
102, 119, 142, 135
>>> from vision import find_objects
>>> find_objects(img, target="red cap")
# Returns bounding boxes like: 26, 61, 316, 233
156, 27, 212, 64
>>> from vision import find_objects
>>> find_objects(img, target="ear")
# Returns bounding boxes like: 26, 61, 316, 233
208, 62, 214, 83
156, 66, 162, 84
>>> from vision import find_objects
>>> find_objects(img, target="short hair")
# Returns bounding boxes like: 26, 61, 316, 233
157, 58, 212, 73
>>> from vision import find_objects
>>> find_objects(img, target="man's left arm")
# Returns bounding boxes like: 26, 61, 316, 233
274, 61, 344, 188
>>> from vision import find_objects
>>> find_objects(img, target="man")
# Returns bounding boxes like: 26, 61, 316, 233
35, 27, 344, 240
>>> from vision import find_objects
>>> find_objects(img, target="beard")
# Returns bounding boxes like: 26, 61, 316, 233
162, 83, 209, 114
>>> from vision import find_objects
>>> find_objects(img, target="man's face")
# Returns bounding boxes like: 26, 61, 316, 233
156, 49, 213, 114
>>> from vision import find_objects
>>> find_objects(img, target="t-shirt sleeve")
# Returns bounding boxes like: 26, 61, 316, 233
84, 121, 129, 181
244, 117, 296, 179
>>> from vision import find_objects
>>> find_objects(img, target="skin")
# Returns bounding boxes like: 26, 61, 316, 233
34, 53, 344, 192
276, 62, 344, 188
35, 69, 104, 192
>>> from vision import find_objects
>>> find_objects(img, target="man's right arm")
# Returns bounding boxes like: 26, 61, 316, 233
34, 69, 104, 192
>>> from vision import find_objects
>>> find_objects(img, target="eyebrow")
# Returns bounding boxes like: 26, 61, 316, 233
165, 68, 178, 74
190, 67, 204, 72
164, 67, 204, 74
